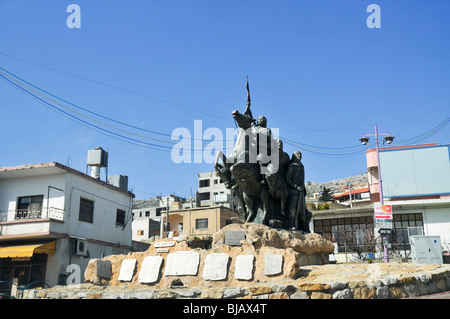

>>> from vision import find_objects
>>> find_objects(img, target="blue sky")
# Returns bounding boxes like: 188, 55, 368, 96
0, 1, 449, 200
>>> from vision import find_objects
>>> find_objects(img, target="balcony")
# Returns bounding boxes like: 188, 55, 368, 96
0, 207, 65, 223
0, 207, 65, 241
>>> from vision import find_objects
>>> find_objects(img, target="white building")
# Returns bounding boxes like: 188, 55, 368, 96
132, 195, 185, 241
197, 171, 240, 210
313, 143, 450, 263
368, 143, 450, 251
0, 161, 134, 296
131, 171, 242, 243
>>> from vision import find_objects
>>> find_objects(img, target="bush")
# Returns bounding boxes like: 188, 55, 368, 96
313, 202, 330, 210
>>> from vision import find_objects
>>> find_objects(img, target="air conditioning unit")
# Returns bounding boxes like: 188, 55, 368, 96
72, 238, 89, 256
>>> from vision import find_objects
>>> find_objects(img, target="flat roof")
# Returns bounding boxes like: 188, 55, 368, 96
0, 162, 134, 198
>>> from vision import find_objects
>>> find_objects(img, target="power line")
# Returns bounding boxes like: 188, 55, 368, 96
0, 51, 230, 122
0, 73, 175, 151
0, 67, 231, 149
0, 65, 368, 152
1, 64, 448, 157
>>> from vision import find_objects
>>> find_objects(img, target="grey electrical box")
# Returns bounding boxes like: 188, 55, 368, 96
410, 235, 443, 264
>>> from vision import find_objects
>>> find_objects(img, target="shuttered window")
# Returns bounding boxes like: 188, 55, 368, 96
79, 198, 94, 223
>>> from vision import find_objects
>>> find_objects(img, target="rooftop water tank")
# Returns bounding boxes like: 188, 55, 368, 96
107, 175, 128, 192
87, 147, 108, 179
87, 147, 108, 167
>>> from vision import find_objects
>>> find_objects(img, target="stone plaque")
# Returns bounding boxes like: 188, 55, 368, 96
264, 254, 283, 276
154, 241, 176, 248
225, 231, 245, 246
156, 248, 170, 253
138, 256, 163, 284
234, 255, 254, 280
118, 259, 137, 282
202, 253, 230, 281
96, 260, 112, 279
164, 251, 200, 276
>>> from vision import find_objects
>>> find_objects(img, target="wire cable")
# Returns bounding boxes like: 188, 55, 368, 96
0, 73, 175, 151
1, 63, 448, 157
0, 51, 230, 122
0, 68, 223, 149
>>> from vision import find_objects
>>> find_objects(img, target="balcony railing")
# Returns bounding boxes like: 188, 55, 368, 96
0, 207, 64, 222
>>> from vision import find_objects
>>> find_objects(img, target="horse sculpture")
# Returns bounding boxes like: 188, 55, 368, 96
214, 79, 311, 232
214, 110, 272, 224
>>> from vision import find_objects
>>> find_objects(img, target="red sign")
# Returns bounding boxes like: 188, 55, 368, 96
374, 203, 393, 219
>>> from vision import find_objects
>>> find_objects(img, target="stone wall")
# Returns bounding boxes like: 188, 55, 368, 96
21, 223, 450, 299
82, 223, 335, 290
24, 263, 450, 299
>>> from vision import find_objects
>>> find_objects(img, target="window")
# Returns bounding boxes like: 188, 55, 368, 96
16, 195, 44, 219
137, 230, 144, 236
314, 217, 374, 253
79, 198, 94, 223
145, 211, 150, 217
199, 179, 210, 188
198, 192, 210, 201
196, 218, 209, 230
116, 209, 126, 226
392, 213, 423, 250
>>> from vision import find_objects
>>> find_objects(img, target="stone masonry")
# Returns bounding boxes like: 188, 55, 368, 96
22, 224, 450, 299
24, 262, 450, 299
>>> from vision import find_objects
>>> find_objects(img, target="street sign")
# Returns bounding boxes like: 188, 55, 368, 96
379, 229, 392, 235
375, 218, 393, 229
374, 203, 393, 219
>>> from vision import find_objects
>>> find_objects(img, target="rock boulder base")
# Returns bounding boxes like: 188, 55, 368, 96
84, 223, 334, 289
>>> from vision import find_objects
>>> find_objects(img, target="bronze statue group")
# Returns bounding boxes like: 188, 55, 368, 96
214, 79, 312, 232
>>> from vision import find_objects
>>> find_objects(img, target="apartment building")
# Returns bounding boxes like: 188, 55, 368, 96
0, 156, 134, 296
197, 171, 241, 210
131, 171, 242, 243
132, 195, 185, 241
159, 206, 240, 240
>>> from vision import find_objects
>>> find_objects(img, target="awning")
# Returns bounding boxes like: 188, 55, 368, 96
0, 241, 56, 258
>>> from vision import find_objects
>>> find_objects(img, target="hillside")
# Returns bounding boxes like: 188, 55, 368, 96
133, 174, 369, 208
306, 173, 368, 195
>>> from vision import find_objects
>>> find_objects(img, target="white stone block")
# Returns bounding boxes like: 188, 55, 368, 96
264, 254, 283, 276
138, 256, 163, 284
234, 255, 254, 280
164, 251, 200, 276
118, 259, 136, 282
202, 253, 229, 281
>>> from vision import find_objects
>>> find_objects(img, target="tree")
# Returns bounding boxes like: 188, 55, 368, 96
319, 186, 334, 202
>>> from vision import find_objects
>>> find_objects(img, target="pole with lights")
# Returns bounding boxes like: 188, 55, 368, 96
359, 124, 395, 263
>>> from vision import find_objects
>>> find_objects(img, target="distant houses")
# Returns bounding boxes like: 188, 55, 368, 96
1, 142, 449, 298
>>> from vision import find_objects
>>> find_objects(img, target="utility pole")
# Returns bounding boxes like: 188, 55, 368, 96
348, 184, 353, 208
165, 197, 170, 238
359, 125, 395, 263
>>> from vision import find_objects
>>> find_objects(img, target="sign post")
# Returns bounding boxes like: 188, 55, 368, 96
374, 203, 393, 263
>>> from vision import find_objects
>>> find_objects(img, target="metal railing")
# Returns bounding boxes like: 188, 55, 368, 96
0, 207, 64, 222
0, 281, 51, 299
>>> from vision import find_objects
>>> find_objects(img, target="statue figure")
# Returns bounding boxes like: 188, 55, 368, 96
214, 78, 311, 232
285, 151, 312, 231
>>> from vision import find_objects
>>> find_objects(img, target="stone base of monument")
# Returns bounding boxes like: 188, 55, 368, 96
84, 223, 335, 290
